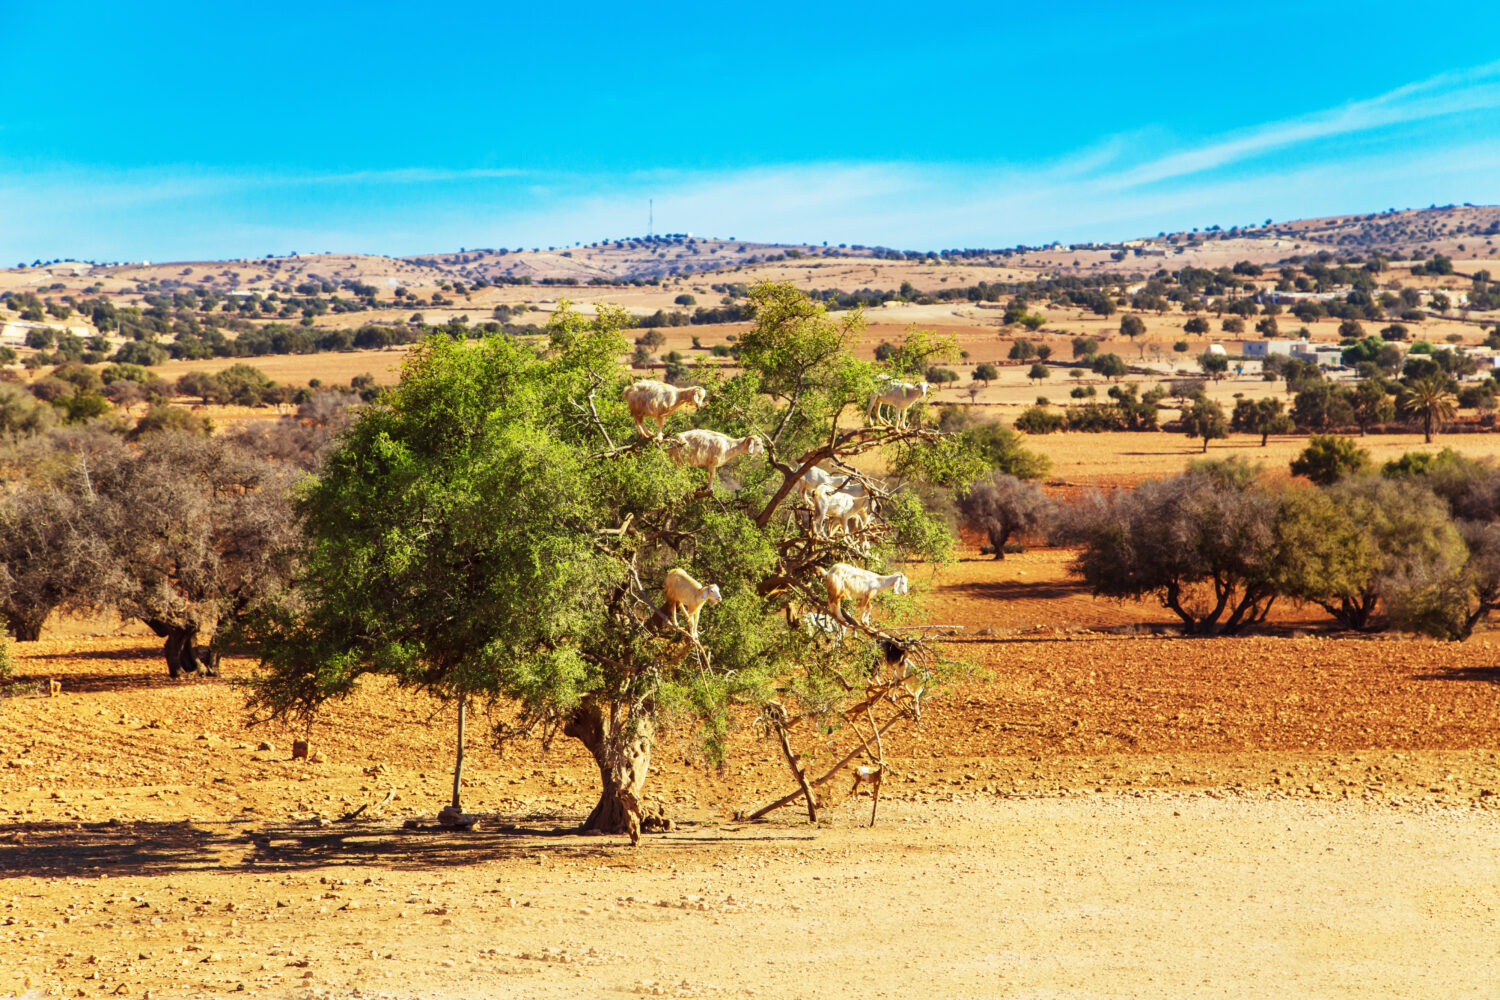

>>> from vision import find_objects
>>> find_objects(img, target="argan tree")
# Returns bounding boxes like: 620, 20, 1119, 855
1289, 435, 1370, 485
1181, 395, 1228, 452
1278, 477, 1463, 630
1230, 396, 1294, 446
250, 285, 953, 841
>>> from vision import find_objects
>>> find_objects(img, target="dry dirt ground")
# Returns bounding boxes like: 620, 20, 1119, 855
3, 545, 1499, 999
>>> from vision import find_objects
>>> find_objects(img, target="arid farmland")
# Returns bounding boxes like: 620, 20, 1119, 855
4, 217, 1500, 999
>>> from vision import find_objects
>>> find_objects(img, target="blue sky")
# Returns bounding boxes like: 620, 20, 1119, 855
4, 1, 1500, 262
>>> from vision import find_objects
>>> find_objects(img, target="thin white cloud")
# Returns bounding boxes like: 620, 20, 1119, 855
4, 61, 1500, 261
1107, 60, 1500, 190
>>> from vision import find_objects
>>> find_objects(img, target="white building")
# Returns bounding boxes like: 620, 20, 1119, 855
1241, 339, 1309, 359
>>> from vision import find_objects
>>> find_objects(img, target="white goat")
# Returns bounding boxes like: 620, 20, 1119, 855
794, 464, 873, 501
663, 568, 722, 639
822, 562, 909, 626
665, 429, 765, 487
794, 463, 840, 499
622, 379, 707, 438
811, 484, 877, 539
867, 380, 930, 429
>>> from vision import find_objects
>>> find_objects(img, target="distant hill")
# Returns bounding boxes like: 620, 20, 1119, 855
400, 236, 870, 284
6, 205, 1499, 292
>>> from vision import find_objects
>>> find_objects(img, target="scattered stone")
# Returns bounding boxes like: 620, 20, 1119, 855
292, 740, 310, 759
256, 741, 274, 752
437, 806, 478, 830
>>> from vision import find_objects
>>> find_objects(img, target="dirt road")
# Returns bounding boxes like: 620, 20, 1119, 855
1, 793, 1495, 999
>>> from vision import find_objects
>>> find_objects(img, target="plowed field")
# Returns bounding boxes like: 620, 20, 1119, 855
3, 541, 1499, 998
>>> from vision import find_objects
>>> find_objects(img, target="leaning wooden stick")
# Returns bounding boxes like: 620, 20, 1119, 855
765, 705, 818, 822
749, 712, 903, 820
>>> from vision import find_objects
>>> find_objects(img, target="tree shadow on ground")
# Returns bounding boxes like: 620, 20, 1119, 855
1414, 666, 1500, 686
23, 644, 163, 663
943, 579, 1093, 602
10, 669, 198, 694
0, 811, 790, 880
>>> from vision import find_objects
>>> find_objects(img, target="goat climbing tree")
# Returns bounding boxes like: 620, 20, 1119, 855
250, 282, 957, 841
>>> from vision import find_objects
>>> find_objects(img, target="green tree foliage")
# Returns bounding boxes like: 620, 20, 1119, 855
1180, 396, 1227, 452
897, 413, 1050, 485
1197, 351, 1229, 379
1071, 336, 1099, 360
1289, 435, 1370, 485
1027, 362, 1050, 383
1292, 382, 1355, 432
1350, 380, 1395, 434
972, 363, 999, 384
1013, 406, 1064, 435
1119, 314, 1146, 340
1007, 339, 1038, 362
250, 287, 955, 840
1183, 317, 1210, 335
0, 383, 57, 436
1092, 353, 1128, 380
1278, 477, 1463, 630
1230, 396, 1294, 446
129, 403, 212, 440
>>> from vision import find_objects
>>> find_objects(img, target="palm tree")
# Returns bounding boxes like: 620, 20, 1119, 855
1398, 376, 1457, 444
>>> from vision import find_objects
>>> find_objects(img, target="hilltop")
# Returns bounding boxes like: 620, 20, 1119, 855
6, 204, 1500, 296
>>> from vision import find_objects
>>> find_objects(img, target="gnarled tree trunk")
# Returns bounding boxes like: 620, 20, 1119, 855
564, 697, 654, 845
143, 619, 218, 678
5, 608, 48, 642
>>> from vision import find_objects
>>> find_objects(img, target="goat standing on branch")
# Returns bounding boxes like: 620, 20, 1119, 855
811, 483, 876, 539
250, 286, 962, 848
622, 379, 707, 438
822, 562, 909, 626
666, 429, 765, 488
868, 379, 931, 429
663, 568, 721, 640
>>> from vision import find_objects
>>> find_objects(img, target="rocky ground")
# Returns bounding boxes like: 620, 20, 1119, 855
2, 550, 1498, 998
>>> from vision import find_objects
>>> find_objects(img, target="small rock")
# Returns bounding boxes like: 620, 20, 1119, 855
256, 741, 274, 752
292, 740, 310, 760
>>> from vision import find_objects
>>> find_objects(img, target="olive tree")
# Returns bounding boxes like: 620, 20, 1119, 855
250, 285, 953, 841
107, 433, 301, 676
1063, 461, 1286, 634
0, 431, 122, 640
956, 473, 1053, 559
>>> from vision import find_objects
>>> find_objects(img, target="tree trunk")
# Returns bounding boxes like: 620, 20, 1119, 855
451, 698, 466, 811
144, 619, 211, 678
564, 697, 654, 845
989, 528, 1011, 560
6, 608, 47, 642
